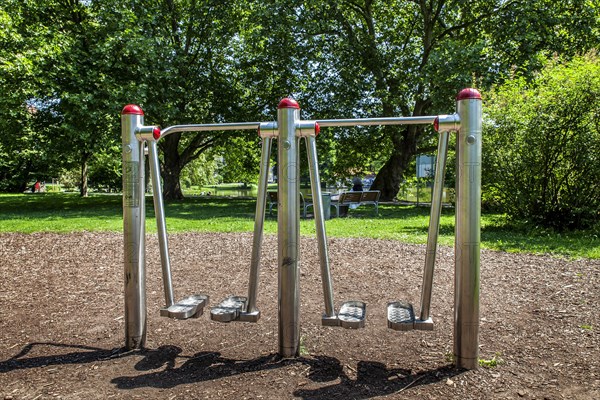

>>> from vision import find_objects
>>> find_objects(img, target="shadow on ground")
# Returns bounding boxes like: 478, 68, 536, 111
0, 343, 463, 399
111, 346, 463, 399
0, 342, 126, 373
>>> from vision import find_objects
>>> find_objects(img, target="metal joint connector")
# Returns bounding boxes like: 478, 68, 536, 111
296, 120, 320, 137
135, 126, 161, 142
258, 122, 278, 138
433, 114, 460, 133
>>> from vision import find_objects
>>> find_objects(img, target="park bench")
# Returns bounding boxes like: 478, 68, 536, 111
267, 190, 380, 218
333, 190, 380, 217
267, 191, 311, 218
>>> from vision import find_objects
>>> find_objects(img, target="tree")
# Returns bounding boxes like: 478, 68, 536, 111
0, 0, 143, 196
2, 0, 598, 201
290, 0, 600, 199
0, 3, 62, 191
116, 0, 262, 200
483, 53, 600, 229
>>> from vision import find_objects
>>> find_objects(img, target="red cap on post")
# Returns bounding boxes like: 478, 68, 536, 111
315, 122, 320, 135
122, 104, 144, 115
278, 98, 300, 109
152, 127, 161, 140
433, 117, 439, 132
456, 88, 482, 101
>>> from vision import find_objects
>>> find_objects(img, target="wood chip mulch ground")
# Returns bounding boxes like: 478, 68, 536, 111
1, 232, 598, 399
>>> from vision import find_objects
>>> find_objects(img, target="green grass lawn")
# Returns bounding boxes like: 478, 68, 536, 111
0, 192, 598, 259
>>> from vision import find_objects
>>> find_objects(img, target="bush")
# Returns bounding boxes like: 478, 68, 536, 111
483, 54, 600, 230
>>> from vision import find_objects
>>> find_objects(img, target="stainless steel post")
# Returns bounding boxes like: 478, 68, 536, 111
121, 105, 147, 350
277, 98, 301, 357
454, 89, 483, 369
148, 140, 175, 308
305, 135, 335, 319
419, 130, 450, 322
246, 137, 272, 313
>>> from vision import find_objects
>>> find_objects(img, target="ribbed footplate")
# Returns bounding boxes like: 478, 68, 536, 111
338, 301, 366, 329
210, 296, 261, 323
160, 294, 209, 319
387, 301, 415, 331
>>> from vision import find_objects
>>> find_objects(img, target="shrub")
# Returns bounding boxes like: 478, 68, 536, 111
483, 54, 600, 229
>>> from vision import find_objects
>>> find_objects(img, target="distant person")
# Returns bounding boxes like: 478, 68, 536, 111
351, 177, 363, 192
34, 180, 41, 193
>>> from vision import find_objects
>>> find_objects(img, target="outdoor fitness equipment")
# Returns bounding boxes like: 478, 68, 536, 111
121, 88, 482, 369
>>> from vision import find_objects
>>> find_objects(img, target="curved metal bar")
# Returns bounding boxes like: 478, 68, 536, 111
316, 115, 436, 127
159, 115, 437, 138
160, 122, 262, 137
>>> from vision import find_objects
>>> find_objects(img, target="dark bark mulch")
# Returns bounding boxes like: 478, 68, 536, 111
0, 232, 598, 399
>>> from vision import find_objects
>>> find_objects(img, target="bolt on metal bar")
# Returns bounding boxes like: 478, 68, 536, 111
148, 140, 175, 308
316, 115, 436, 128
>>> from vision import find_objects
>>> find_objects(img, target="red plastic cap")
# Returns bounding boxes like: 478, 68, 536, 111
433, 117, 439, 132
456, 88, 482, 101
122, 104, 144, 115
278, 98, 300, 109
315, 122, 320, 136
153, 127, 161, 140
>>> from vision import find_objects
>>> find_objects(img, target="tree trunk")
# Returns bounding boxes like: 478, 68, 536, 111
370, 126, 419, 201
162, 164, 184, 200
161, 135, 185, 201
80, 155, 89, 197
19, 181, 30, 194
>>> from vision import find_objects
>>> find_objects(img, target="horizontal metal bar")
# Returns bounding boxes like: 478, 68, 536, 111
316, 116, 436, 127
161, 122, 261, 137
159, 115, 437, 138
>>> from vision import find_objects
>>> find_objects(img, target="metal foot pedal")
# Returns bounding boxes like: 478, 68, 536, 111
210, 296, 255, 323
387, 301, 415, 331
160, 294, 209, 319
338, 301, 366, 329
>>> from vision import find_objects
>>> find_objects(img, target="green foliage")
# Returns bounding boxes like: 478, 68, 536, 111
87, 144, 122, 191
217, 136, 262, 185
1, 0, 599, 204
180, 152, 220, 188
479, 353, 503, 368
483, 54, 600, 229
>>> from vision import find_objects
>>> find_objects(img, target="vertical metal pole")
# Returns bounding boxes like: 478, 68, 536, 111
419, 130, 449, 322
148, 140, 175, 308
246, 137, 272, 313
121, 105, 147, 350
305, 135, 335, 319
277, 98, 301, 357
454, 89, 483, 369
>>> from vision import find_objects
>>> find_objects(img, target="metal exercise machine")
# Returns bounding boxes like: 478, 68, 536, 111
121, 88, 482, 369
